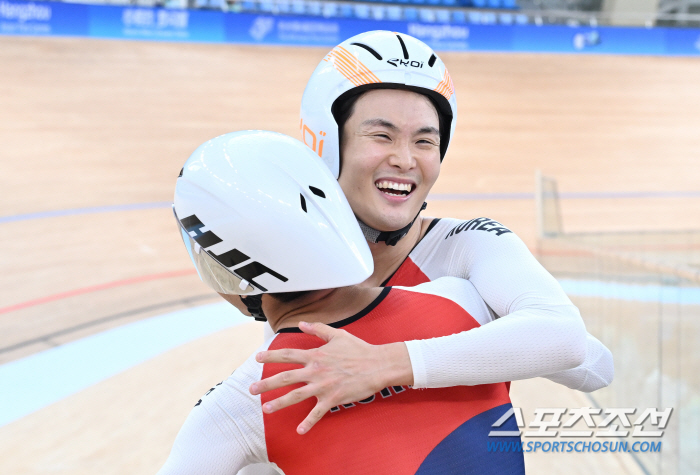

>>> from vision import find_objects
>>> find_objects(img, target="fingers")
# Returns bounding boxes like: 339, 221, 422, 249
260, 386, 315, 414
249, 369, 307, 395
256, 347, 310, 365
298, 321, 337, 343
297, 402, 330, 435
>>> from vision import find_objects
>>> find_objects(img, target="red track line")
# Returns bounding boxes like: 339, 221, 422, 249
0, 269, 197, 315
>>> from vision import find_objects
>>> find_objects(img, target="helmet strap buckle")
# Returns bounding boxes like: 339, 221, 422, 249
240, 295, 267, 322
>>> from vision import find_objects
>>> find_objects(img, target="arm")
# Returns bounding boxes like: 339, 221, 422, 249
405, 220, 588, 388
158, 401, 249, 475
253, 220, 611, 432
396, 276, 612, 391
252, 319, 612, 434
406, 322, 612, 390
542, 332, 614, 392
158, 355, 268, 474
404, 302, 586, 388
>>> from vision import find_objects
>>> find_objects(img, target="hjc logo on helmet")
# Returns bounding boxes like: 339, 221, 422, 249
386, 59, 424, 68
181, 214, 288, 292
299, 118, 325, 158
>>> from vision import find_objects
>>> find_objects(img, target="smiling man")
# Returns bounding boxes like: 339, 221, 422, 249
243, 33, 612, 443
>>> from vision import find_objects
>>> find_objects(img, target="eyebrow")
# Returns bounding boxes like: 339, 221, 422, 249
360, 118, 398, 130
360, 119, 439, 137
416, 126, 440, 136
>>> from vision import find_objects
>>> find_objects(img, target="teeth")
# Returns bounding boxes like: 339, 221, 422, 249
375, 181, 413, 193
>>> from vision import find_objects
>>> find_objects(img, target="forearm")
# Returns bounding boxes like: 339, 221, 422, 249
404, 304, 587, 389
431, 222, 592, 389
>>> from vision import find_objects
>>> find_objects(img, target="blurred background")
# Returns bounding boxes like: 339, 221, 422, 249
0, 0, 699, 474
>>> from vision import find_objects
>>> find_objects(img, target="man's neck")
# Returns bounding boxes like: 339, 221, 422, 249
264, 286, 383, 333
361, 216, 432, 288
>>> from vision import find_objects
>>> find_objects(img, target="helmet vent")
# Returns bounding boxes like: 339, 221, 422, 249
395, 35, 409, 60
428, 54, 437, 67
309, 186, 326, 198
300, 194, 307, 213
178, 168, 183, 177
350, 42, 382, 61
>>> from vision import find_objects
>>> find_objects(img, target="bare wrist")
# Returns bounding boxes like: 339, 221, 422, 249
378, 342, 414, 388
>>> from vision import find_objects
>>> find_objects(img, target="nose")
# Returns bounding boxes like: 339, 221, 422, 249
387, 140, 416, 171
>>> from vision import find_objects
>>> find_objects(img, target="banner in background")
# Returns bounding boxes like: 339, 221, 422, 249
225, 14, 407, 47
0, 0, 87, 36
511, 24, 668, 55
88, 5, 224, 42
664, 27, 700, 55
1, 0, 699, 56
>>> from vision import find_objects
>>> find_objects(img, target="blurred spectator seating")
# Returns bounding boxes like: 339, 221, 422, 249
231, 0, 523, 24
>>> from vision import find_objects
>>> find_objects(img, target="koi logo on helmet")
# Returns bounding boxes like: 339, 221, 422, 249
387, 58, 424, 68
299, 118, 326, 158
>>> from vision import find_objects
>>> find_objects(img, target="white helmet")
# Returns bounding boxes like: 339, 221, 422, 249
173, 131, 374, 305
300, 30, 457, 179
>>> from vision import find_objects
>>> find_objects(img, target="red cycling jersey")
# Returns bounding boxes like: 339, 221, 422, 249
158, 278, 525, 475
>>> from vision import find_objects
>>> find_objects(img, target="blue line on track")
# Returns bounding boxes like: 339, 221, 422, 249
0, 202, 171, 224
559, 190, 700, 199
427, 192, 533, 201
2, 190, 700, 224
426, 190, 700, 201
0, 302, 249, 428
559, 279, 700, 305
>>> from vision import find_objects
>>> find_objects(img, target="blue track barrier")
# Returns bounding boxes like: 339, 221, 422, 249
1, 0, 699, 55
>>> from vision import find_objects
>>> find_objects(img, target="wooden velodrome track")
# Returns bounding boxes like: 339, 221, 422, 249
1, 35, 699, 474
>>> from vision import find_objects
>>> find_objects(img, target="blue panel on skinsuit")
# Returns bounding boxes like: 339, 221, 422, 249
416, 403, 525, 474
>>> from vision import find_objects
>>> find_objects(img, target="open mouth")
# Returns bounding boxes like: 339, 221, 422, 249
375, 180, 415, 197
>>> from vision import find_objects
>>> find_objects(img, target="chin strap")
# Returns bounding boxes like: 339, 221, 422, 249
240, 294, 267, 322
357, 202, 427, 246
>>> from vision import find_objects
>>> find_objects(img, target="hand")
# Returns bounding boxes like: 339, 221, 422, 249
249, 321, 413, 435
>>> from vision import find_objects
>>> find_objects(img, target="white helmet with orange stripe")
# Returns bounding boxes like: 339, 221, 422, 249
300, 30, 457, 179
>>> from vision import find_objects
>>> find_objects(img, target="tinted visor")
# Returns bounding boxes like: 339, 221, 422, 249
173, 207, 255, 295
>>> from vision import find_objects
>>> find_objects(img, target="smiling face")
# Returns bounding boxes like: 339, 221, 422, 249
337, 89, 441, 232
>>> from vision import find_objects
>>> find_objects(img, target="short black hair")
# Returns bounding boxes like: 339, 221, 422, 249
269, 290, 313, 303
